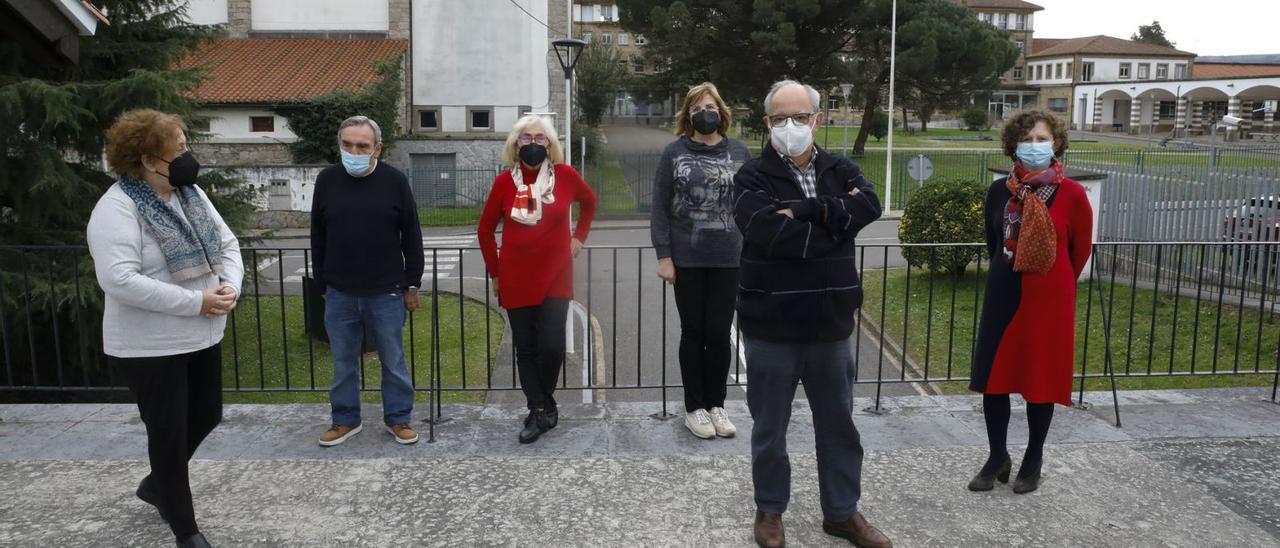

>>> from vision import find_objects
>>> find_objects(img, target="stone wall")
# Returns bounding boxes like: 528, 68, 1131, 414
389, 137, 507, 172
227, 0, 250, 38
388, 0, 410, 40
546, 0, 569, 137
191, 142, 294, 167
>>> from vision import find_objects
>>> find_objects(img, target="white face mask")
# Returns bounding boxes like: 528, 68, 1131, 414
769, 118, 814, 158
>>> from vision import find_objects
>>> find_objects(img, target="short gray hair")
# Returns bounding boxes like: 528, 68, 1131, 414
337, 115, 382, 145
763, 80, 821, 115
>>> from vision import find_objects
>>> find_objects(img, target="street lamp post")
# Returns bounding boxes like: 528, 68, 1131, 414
885, 0, 898, 212
840, 83, 854, 155
552, 38, 586, 168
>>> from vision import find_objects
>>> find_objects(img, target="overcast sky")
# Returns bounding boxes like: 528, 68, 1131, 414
1030, 0, 1276, 57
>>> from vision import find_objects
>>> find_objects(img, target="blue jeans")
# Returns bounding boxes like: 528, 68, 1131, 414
324, 288, 414, 427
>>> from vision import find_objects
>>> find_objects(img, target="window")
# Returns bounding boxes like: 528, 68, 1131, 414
1119, 63, 1131, 79
416, 108, 439, 131
601, 32, 612, 45
997, 13, 1008, 28
828, 98, 839, 110
1015, 40, 1025, 54
1013, 66, 1024, 79
1156, 63, 1168, 79
1082, 62, 1094, 82
467, 108, 492, 131
618, 32, 629, 45
250, 116, 274, 132
581, 32, 592, 44
1055, 63, 1062, 79
979, 12, 990, 23
1015, 14, 1026, 30
1158, 101, 1176, 120
635, 34, 646, 46
632, 58, 644, 73
1035, 64, 1043, 80
1175, 64, 1187, 78
1137, 63, 1150, 79
600, 4, 613, 21
1048, 98, 1068, 113
1066, 62, 1072, 78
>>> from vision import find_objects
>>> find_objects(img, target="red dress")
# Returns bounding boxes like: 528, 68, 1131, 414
477, 163, 596, 309
971, 176, 1093, 405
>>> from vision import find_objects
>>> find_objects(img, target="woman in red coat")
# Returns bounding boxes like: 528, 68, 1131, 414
969, 109, 1093, 494
478, 114, 596, 444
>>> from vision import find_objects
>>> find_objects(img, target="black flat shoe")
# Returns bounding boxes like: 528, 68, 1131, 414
518, 410, 548, 444
1012, 465, 1042, 494
967, 458, 1012, 492
136, 476, 170, 523
543, 407, 558, 430
176, 532, 212, 547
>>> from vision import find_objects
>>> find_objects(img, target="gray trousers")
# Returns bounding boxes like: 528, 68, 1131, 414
745, 335, 863, 521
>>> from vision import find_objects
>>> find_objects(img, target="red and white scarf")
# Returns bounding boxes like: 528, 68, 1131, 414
510, 161, 556, 226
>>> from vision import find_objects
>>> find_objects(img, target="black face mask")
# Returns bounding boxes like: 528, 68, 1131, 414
691, 110, 721, 135
519, 143, 548, 166
158, 151, 201, 188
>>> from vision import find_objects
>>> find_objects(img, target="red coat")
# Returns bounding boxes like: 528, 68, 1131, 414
971, 177, 1093, 405
477, 163, 596, 309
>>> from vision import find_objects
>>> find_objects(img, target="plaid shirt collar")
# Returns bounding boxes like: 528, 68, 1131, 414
781, 146, 819, 198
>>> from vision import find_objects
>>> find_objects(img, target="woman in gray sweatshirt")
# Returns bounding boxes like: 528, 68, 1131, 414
87, 110, 243, 548
650, 83, 751, 440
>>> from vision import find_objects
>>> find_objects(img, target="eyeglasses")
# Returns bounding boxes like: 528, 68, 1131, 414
767, 113, 815, 128
688, 105, 718, 115
517, 134, 549, 145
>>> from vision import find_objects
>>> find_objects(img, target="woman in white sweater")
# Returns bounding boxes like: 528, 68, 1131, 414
87, 109, 243, 548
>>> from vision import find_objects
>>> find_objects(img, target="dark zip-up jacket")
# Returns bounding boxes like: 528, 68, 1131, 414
732, 143, 882, 342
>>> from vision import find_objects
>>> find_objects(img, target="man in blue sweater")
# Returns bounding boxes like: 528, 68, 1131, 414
311, 115, 425, 447
733, 81, 890, 548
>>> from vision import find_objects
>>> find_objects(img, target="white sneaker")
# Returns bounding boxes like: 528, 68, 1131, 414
684, 409, 716, 439
708, 407, 737, 438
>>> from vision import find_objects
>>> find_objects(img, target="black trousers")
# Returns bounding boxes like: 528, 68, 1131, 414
673, 266, 739, 412
110, 344, 223, 541
507, 298, 569, 411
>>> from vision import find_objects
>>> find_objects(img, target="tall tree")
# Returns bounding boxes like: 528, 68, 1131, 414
1131, 20, 1175, 48
616, 0, 861, 128
0, 0, 221, 245
574, 41, 630, 127
893, 0, 1019, 132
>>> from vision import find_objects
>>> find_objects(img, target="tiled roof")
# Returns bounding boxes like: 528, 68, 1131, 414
1026, 35, 1195, 59
963, 0, 1044, 11
1193, 63, 1280, 79
1031, 38, 1066, 54
178, 39, 407, 104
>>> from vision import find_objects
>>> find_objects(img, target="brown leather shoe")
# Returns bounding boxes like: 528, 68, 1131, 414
318, 424, 362, 447
387, 423, 419, 445
822, 512, 892, 548
754, 510, 784, 548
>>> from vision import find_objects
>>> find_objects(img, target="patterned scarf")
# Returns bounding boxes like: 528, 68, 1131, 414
1003, 160, 1063, 274
509, 161, 556, 226
117, 176, 224, 281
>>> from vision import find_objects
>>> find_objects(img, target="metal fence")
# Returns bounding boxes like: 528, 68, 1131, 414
3, 242, 1276, 438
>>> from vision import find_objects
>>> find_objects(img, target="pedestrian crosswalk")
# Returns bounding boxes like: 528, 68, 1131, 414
264, 235, 478, 284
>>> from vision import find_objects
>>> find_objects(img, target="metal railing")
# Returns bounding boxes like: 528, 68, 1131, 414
3, 242, 1277, 421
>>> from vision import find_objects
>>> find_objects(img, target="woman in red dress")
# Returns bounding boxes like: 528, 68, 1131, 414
478, 114, 596, 444
969, 109, 1093, 494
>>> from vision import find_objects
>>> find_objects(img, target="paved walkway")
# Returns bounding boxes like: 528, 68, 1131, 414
2, 389, 1277, 546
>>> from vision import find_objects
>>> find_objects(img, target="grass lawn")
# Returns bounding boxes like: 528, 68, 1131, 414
859, 267, 1280, 394
420, 207, 482, 227
584, 149, 641, 215
221, 292, 503, 404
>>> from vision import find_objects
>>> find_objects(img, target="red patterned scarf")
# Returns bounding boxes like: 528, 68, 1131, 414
1003, 160, 1063, 274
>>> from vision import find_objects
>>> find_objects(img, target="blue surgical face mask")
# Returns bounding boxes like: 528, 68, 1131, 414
340, 149, 373, 177
1016, 141, 1055, 170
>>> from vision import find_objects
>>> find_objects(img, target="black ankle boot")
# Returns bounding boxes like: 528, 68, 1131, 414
136, 476, 170, 523
519, 410, 547, 444
1012, 462, 1043, 494
967, 458, 1012, 492
176, 532, 212, 547
542, 407, 559, 430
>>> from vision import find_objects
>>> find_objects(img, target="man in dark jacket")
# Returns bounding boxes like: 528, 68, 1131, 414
734, 80, 890, 548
